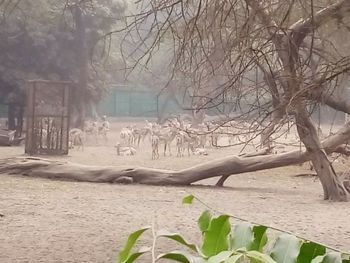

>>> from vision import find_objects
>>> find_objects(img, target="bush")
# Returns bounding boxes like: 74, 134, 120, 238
118, 195, 350, 263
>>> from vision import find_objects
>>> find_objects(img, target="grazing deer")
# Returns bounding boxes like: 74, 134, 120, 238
131, 125, 151, 147
175, 130, 200, 157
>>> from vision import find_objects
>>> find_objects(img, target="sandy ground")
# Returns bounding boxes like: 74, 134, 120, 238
1, 120, 350, 263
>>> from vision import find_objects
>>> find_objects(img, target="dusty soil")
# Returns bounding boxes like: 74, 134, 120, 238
1, 120, 350, 263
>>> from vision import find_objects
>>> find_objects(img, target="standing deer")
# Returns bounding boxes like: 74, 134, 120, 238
120, 127, 134, 146
98, 115, 110, 143
175, 133, 185, 157
157, 126, 178, 156
151, 134, 160, 160
69, 128, 84, 151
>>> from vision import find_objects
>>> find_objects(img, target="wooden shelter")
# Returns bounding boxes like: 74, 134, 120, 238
25, 80, 71, 155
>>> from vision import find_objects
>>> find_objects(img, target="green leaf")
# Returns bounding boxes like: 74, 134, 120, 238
251, 225, 268, 252
224, 254, 243, 263
119, 227, 150, 263
231, 223, 254, 250
323, 253, 342, 263
201, 215, 231, 258
246, 251, 277, 263
157, 252, 191, 263
342, 253, 350, 263
157, 251, 206, 263
182, 195, 195, 204
311, 252, 342, 263
157, 230, 198, 252
198, 210, 212, 233
297, 242, 326, 263
208, 251, 235, 263
312, 256, 325, 263
270, 234, 302, 263
122, 247, 151, 263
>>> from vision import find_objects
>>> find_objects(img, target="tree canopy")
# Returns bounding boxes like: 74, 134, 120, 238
115, 0, 350, 201
0, 0, 126, 108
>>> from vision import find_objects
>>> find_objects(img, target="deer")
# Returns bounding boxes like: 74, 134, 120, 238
115, 143, 136, 156
205, 121, 220, 147
69, 128, 84, 151
175, 133, 185, 157
98, 116, 110, 143
175, 129, 201, 157
151, 134, 160, 160
120, 126, 134, 146
84, 120, 99, 144
156, 125, 178, 156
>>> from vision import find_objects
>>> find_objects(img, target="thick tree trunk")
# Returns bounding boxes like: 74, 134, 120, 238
7, 103, 16, 130
295, 107, 349, 201
16, 106, 23, 137
0, 152, 304, 185
74, 6, 88, 129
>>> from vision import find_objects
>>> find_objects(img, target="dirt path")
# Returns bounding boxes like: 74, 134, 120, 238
1, 168, 350, 263
0, 121, 350, 262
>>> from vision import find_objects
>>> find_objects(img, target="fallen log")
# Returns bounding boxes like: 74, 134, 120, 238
0, 123, 349, 187
0, 151, 305, 186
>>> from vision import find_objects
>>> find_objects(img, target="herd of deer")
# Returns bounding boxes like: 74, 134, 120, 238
67, 117, 260, 160
117, 119, 211, 159
68, 117, 110, 151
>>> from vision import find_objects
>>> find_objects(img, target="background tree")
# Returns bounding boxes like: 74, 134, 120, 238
115, 0, 350, 201
0, 0, 127, 128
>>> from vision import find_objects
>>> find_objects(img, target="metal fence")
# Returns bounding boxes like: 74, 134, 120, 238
97, 86, 182, 118
25, 80, 71, 155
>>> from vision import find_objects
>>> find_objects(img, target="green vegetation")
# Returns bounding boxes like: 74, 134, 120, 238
118, 195, 350, 263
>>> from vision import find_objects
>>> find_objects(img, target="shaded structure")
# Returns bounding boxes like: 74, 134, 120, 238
25, 80, 71, 155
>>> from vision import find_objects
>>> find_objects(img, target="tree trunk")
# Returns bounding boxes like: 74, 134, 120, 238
295, 107, 349, 201
16, 106, 24, 137
74, 6, 88, 129
7, 103, 16, 130
0, 152, 305, 185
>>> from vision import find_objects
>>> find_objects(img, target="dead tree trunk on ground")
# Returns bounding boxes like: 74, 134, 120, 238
1, 123, 350, 196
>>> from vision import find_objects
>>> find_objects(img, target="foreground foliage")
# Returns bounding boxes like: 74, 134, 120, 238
118, 195, 350, 263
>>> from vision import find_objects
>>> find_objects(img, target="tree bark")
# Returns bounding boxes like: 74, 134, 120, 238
74, 6, 88, 129
295, 107, 349, 201
7, 103, 16, 130
0, 153, 305, 185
